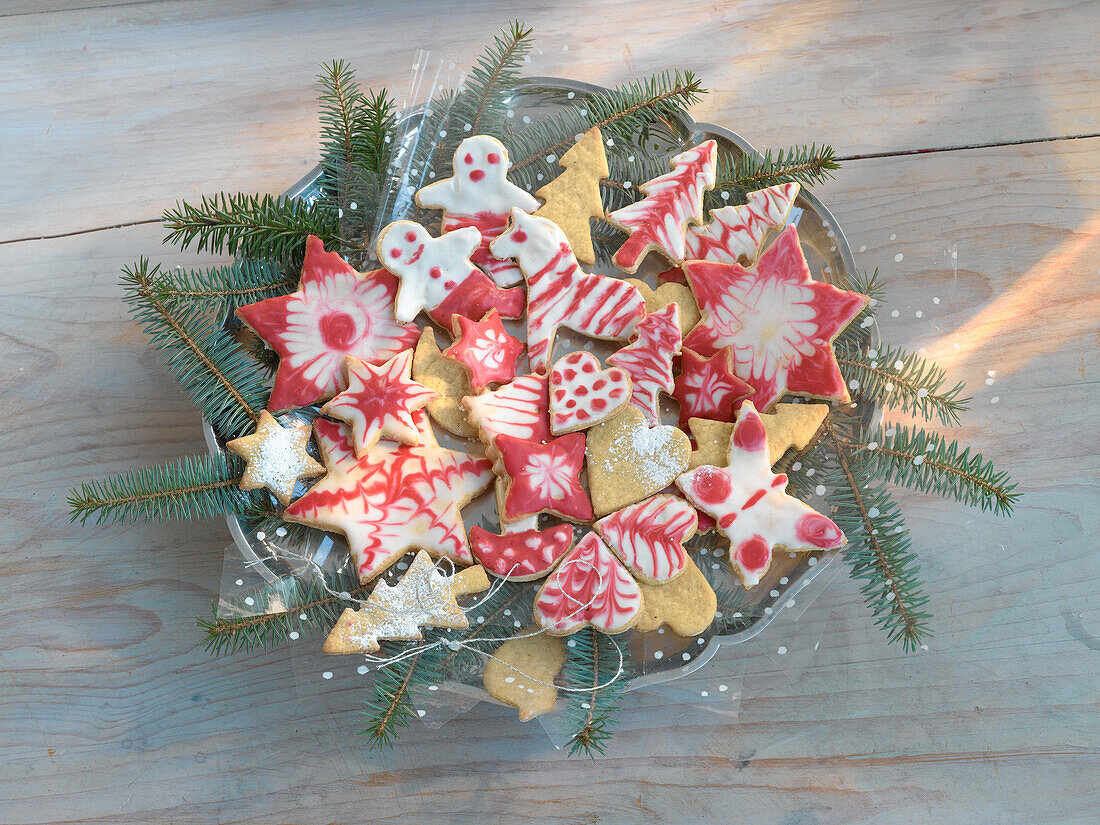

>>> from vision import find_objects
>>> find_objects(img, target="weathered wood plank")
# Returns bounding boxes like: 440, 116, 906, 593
1, 0, 1097, 239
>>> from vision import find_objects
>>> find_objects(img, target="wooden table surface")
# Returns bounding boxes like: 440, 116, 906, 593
2, 1, 1098, 823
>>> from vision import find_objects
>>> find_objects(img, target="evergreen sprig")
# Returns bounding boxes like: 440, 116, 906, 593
198, 567, 364, 656
452, 20, 533, 135
708, 143, 839, 209
823, 420, 931, 651
837, 340, 970, 425
67, 453, 259, 525
562, 628, 626, 757
121, 259, 271, 438
504, 69, 705, 194
162, 192, 338, 261
849, 424, 1020, 516
362, 639, 447, 750
140, 258, 297, 314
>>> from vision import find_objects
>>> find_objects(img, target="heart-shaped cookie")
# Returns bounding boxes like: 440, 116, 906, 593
534, 532, 642, 635
585, 406, 691, 517
595, 494, 698, 583
548, 351, 632, 434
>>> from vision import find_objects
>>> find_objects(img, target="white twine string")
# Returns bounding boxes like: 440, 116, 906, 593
250, 535, 627, 694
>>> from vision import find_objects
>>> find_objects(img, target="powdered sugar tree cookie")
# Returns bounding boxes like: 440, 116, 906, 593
443, 309, 525, 390
284, 419, 493, 581
683, 225, 869, 411
491, 209, 646, 371
606, 140, 717, 274
416, 135, 538, 287
225, 410, 325, 507
376, 221, 524, 326
684, 183, 800, 265
607, 304, 682, 425
319, 351, 438, 457
676, 402, 845, 587
534, 532, 642, 635
236, 235, 419, 410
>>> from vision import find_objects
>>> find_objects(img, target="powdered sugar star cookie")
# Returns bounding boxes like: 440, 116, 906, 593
684, 183, 800, 265
607, 304, 682, 425
534, 532, 642, 636
548, 351, 632, 434
320, 351, 438, 457
284, 419, 493, 582
676, 402, 845, 587
377, 221, 524, 326
672, 347, 752, 428
606, 140, 717, 274
496, 433, 593, 524
491, 209, 645, 372
444, 309, 525, 390
236, 235, 419, 410
683, 225, 869, 411
417, 135, 539, 287
226, 411, 324, 507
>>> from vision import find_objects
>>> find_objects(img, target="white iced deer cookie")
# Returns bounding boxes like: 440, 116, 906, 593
376, 221, 481, 323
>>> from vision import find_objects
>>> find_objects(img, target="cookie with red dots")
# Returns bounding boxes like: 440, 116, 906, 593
548, 351, 632, 435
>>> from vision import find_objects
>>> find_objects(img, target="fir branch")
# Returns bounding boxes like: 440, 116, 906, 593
121, 259, 270, 438
823, 421, 931, 651
844, 424, 1020, 516
142, 259, 297, 314
362, 638, 446, 750
67, 453, 260, 525
440, 581, 532, 677
836, 340, 970, 425
453, 20, 533, 134
562, 628, 625, 757
504, 70, 705, 194
162, 192, 338, 261
197, 567, 364, 656
710, 143, 839, 206
834, 268, 885, 349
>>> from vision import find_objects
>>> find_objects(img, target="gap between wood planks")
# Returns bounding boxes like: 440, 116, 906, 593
3, 132, 1097, 247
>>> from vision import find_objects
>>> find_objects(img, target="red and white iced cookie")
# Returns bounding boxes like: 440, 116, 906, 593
319, 351, 438, 457
284, 418, 493, 582
495, 432, 593, 524
534, 532, 642, 635
671, 347, 752, 428
416, 135, 539, 288
684, 183, 800, 265
594, 494, 698, 583
376, 221, 524, 327
469, 523, 574, 581
463, 372, 552, 475
606, 140, 717, 274
675, 402, 845, 587
490, 209, 646, 372
236, 235, 419, 410
683, 225, 869, 411
548, 351, 632, 435
607, 304, 682, 425
443, 309, 525, 391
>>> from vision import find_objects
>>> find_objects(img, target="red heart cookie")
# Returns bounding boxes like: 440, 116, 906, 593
548, 351, 632, 435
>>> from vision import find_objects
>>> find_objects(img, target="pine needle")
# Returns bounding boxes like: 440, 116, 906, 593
563, 628, 625, 757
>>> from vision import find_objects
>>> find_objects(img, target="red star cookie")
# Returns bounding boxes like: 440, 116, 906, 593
683, 225, 869, 411
671, 347, 752, 428
495, 433, 593, 524
284, 418, 493, 582
676, 402, 844, 587
319, 350, 438, 457
443, 309, 524, 390
235, 235, 419, 410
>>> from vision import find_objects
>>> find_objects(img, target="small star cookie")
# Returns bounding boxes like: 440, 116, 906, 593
226, 410, 325, 507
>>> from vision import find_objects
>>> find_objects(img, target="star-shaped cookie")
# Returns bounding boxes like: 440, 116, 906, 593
671, 347, 752, 428
682, 225, 869, 411
226, 410, 325, 507
444, 309, 525, 390
284, 418, 493, 582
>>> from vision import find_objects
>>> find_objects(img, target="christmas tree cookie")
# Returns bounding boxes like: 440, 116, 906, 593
532, 126, 609, 265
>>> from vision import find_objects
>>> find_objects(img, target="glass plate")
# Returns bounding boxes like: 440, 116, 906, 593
203, 76, 860, 693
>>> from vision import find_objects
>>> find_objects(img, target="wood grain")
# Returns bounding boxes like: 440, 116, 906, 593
1, 1, 1098, 823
